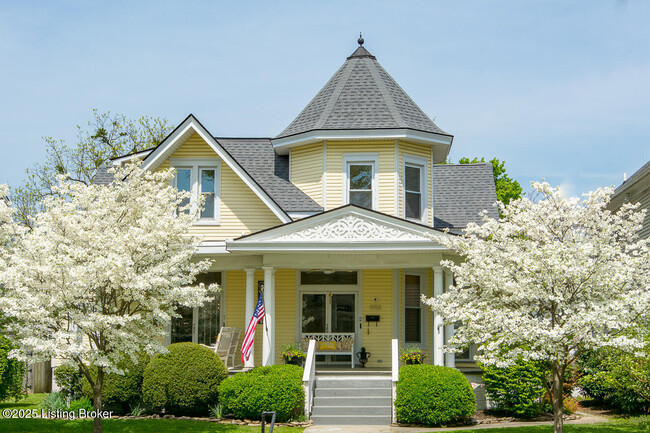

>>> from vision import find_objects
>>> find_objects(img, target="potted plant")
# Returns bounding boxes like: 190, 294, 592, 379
400, 345, 427, 365
280, 343, 306, 366
356, 347, 371, 367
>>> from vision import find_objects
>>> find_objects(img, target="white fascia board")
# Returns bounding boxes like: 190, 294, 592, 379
271, 129, 453, 155
111, 149, 154, 165
225, 241, 447, 253
141, 116, 291, 224
196, 241, 228, 255
288, 211, 320, 220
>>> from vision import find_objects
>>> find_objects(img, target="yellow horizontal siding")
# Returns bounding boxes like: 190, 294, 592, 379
156, 133, 282, 241
325, 141, 396, 214
225, 270, 246, 360
362, 269, 393, 367
290, 143, 323, 206
399, 140, 433, 225
170, 133, 218, 158
225, 269, 296, 366
274, 269, 297, 364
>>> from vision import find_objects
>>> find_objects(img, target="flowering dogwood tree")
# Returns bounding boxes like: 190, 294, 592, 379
424, 182, 650, 433
0, 164, 213, 433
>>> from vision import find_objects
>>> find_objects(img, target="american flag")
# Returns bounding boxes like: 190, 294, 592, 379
241, 290, 265, 363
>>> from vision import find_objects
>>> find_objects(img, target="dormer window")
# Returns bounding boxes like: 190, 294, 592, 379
344, 154, 378, 210
403, 155, 427, 222
171, 158, 221, 224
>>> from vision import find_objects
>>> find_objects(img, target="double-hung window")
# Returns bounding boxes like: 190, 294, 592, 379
344, 154, 378, 210
171, 158, 221, 224
199, 168, 217, 220
404, 272, 425, 344
403, 155, 427, 222
174, 168, 192, 213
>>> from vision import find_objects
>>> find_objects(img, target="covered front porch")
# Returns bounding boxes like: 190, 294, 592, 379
189, 206, 464, 371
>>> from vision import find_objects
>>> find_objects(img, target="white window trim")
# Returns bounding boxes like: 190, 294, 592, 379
402, 154, 428, 223
170, 158, 221, 225
402, 269, 427, 347
343, 153, 379, 211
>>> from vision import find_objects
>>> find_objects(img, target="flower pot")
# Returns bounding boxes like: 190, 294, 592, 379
285, 357, 304, 367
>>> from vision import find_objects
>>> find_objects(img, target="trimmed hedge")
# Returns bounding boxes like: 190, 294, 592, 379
218, 365, 304, 422
81, 352, 150, 414
0, 335, 26, 402
54, 364, 83, 401
482, 361, 548, 417
395, 365, 475, 426
142, 342, 227, 416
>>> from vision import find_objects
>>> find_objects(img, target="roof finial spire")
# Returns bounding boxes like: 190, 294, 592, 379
358, 32, 364, 46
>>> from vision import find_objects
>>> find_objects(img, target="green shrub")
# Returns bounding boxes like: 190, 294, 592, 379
395, 365, 475, 426
482, 361, 548, 417
68, 397, 94, 416
142, 342, 227, 416
0, 335, 26, 402
39, 392, 68, 412
54, 364, 83, 401
579, 347, 650, 414
81, 352, 150, 414
218, 365, 304, 422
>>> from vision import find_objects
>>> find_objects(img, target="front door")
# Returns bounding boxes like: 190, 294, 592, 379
301, 292, 356, 364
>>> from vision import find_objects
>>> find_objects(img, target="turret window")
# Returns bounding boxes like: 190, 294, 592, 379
344, 154, 378, 210
403, 155, 428, 222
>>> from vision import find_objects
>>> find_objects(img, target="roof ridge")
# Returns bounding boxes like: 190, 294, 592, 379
364, 57, 405, 127
314, 58, 356, 130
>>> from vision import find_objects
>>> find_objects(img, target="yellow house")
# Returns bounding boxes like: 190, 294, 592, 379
101, 38, 497, 421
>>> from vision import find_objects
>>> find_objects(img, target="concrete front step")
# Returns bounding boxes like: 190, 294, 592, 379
310, 414, 392, 425
315, 378, 391, 389
313, 405, 391, 416
315, 386, 391, 397
311, 374, 393, 425
314, 395, 391, 406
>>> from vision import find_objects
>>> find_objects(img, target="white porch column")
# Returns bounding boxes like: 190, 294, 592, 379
262, 266, 275, 366
444, 270, 456, 368
432, 266, 444, 366
244, 268, 256, 368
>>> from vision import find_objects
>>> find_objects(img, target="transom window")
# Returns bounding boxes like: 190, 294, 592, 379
344, 154, 378, 210
171, 158, 221, 224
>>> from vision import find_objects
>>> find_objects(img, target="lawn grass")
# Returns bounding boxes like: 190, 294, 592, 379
437, 417, 650, 433
0, 392, 45, 416
0, 393, 304, 432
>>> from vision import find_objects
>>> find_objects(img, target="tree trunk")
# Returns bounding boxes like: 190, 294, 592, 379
92, 367, 104, 433
551, 363, 565, 433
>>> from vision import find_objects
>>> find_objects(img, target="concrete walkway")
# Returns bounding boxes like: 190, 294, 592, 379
303, 411, 609, 433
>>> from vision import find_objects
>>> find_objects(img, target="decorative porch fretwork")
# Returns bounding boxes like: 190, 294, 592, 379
276, 215, 430, 242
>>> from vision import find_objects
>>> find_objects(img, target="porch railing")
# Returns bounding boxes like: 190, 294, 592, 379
302, 339, 316, 418
391, 338, 399, 424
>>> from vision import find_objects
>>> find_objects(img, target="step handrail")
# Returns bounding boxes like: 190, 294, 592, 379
302, 339, 317, 417
391, 338, 399, 423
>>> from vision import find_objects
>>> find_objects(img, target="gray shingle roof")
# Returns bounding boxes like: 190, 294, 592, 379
93, 165, 115, 185
216, 138, 323, 213
613, 160, 650, 198
433, 163, 498, 228
275, 44, 449, 139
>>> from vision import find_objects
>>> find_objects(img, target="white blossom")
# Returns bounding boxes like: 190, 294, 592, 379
423, 182, 648, 432
424, 182, 649, 366
0, 163, 214, 372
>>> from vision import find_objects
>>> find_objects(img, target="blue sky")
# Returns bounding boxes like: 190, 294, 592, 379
0, 0, 648, 197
